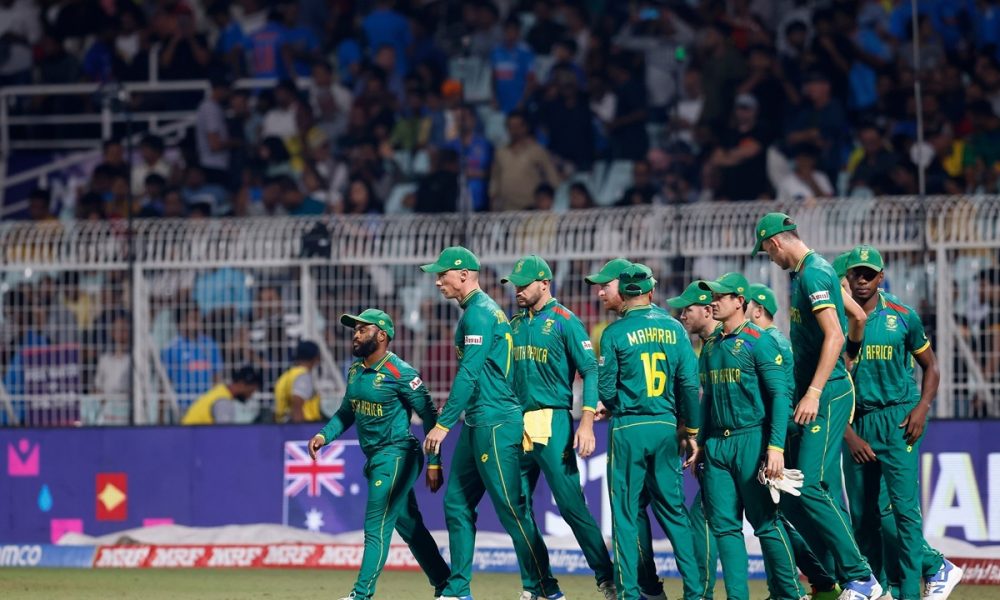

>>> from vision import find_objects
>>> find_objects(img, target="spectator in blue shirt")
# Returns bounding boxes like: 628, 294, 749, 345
850, 4, 893, 113
785, 70, 851, 181
445, 105, 493, 211
160, 306, 223, 409
278, 0, 321, 79
363, 0, 412, 77
247, 9, 286, 79
491, 17, 535, 114
208, 0, 246, 77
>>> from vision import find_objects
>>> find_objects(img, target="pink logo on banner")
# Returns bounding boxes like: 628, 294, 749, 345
7, 438, 39, 476
50, 518, 83, 543
142, 518, 174, 528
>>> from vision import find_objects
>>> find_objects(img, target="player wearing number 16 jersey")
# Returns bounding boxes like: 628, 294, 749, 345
420, 246, 563, 600
598, 264, 704, 600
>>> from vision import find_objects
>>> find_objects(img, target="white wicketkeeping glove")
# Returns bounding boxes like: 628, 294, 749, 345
757, 466, 805, 504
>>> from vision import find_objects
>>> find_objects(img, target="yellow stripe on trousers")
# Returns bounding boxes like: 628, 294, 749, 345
492, 424, 550, 597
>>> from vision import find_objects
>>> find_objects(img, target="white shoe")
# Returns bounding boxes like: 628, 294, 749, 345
597, 581, 616, 600
923, 558, 963, 600
519, 593, 535, 600
876, 593, 894, 600
838, 575, 883, 600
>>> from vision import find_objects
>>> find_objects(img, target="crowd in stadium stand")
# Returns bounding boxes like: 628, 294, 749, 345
7, 0, 1000, 221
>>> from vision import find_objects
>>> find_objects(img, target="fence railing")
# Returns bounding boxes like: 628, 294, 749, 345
0, 197, 997, 427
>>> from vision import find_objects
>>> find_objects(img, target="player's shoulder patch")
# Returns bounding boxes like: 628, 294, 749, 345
885, 300, 910, 315
551, 305, 572, 320
383, 361, 401, 379
408, 376, 423, 390
464, 335, 484, 345
581, 340, 593, 351
743, 326, 761, 339
808, 290, 831, 303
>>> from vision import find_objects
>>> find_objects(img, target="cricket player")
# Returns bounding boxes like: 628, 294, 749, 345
751, 212, 882, 600
503, 254, 617, 600
748, 283, 840, 600
585, 257, 667, 600
598, 263, 703, 600
666, 281, 721, 599
307, 309, 450, 600
695, 273, 806, 600
420, 247, 563, 600
841, 245, 963, 600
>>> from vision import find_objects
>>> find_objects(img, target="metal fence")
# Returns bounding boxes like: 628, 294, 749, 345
0, 197, 997, 427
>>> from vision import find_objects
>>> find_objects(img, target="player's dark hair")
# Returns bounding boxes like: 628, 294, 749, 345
295, 340, 321, 362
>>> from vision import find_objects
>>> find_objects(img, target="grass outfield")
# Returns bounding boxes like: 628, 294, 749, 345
0, 569, 992, 600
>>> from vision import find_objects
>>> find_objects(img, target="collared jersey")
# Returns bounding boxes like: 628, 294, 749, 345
598, 304, 701, 431
699, 321, 791, 451
274, 365, 322, 422
852, 291, 931, 412
318, 352, 440, 465
510, 297, 598, 412
181, 383, 232, 425
438, 290, 522, 429
789, 251, 849, 393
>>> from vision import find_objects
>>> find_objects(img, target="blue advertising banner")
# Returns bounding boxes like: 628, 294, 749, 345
0, 421, 996, 550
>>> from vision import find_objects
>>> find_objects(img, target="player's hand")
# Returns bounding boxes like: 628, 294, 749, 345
900, 403, 929, 445
682, 436, 700, 469
308, 434, 325, 460
425, 467, 444, 493
793, 390, 820, 425
844, 427, 877, 463
574, 423, 596, 458
593, 402, 609, 421
764, 448, 784, 480
423, 426, 448, 455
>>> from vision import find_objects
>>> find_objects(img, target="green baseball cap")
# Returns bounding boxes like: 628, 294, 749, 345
831, 252, 851, 279
666, 281, 712, 309
844, 245, 884, 273
585, 257, 632, 285
619, 263, 656, 296
748, 283, 778, 316
420, 246, 480, 273
340, 308, 395, 339
501, 255, 553, 286
699, 272, 750, 296
751, 212, 797, 257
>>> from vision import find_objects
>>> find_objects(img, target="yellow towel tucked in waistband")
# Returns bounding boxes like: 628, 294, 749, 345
522, 408, 554, 451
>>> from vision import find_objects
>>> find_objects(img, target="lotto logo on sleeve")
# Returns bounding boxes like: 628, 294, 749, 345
581, 341, 593, 350
808, 291, 831, 303
464, 335, 483, 345
409, 377, 423, 390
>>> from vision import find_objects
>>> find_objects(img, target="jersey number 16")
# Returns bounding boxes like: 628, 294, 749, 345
640, 352, 667, 397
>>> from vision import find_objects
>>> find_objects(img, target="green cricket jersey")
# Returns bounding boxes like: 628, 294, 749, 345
789, 251, 849, 393
852, 291, 931, 413
698, 321, 791, 451
318, 352, 441, 465
438, 289, 522, 429
764, 325, 795, 401
510, 297, 598, 412
598, 304, 701, 432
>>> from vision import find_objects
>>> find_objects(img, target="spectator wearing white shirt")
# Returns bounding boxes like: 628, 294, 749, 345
92, 311, 131, 425
196, 75, 236, 188
675, 68, 705, 147
309, 60, 353, 142
777, 143, 834, 202
261, 79, 308, 140
131, 135, 173, 195
0, 0, 40, 86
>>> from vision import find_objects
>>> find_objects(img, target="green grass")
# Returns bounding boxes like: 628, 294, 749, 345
0, 569, 993, 600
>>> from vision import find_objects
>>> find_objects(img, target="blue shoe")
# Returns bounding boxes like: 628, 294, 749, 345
923, 558, 963, 599
839, 575, 883, 600
545, 594, 566, 600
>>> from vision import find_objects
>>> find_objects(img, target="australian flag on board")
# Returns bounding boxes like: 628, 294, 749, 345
282, 439, 368, 534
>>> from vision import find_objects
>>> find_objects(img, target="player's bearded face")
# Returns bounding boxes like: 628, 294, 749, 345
352, 326, 379, 358
598, 280, 623, 312
515, 281, 544, 308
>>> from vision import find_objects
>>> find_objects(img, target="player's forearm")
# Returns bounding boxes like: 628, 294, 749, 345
317, 410, 353, 443
810, 329, 845, 392
679, 385, 701, 433
762, 368, 790, 451
918, 360, 940, 410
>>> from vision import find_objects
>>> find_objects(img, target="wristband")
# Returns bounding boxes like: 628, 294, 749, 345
845, 338, 862, 360
807, 386, 823, 397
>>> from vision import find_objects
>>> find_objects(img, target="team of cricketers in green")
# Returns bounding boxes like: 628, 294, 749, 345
306, 212, 964, 600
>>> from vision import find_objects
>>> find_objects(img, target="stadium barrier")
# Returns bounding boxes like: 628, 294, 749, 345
0, 197, 999, 426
